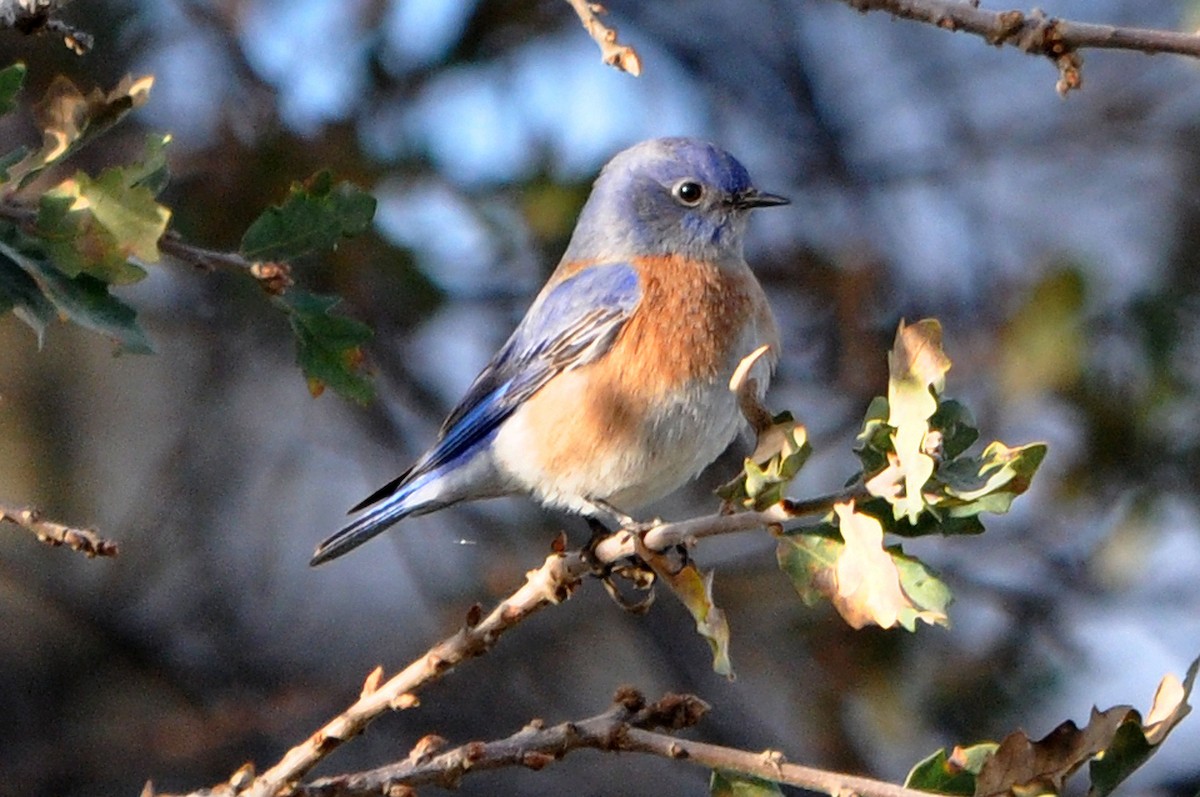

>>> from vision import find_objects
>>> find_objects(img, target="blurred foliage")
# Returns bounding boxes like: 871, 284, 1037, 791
3, 1, 1200, 797
0, 64, 377, 399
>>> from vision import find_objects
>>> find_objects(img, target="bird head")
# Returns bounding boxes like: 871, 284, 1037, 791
563, 137, 789, 264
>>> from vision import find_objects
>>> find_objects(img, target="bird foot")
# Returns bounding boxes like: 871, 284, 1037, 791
583, 516, 657, 614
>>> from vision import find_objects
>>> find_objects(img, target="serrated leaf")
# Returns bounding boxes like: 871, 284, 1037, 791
930, 399, 979, 460
276, 289, 373, 402
716, 419, 811, 510
776, 524, 841, 607
939, 441, 1047, 503
654, 561, 733, 678
885, 318, 950, 523
777, 504, 949, 631
0, 248, 55, 345
1089, 658, 1197, 797
10, 74, 155, 187
0, 63, 25, 116
710, 770, 784, 797
241, 171, 376, 262
975, 659, 1197, 797
124, 133, 172, 196
905, 743, 998, 795
38, 165, 170, 284
0, 239, 151, 353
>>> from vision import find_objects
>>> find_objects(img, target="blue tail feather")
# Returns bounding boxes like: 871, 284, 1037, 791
311, 474, 437, 565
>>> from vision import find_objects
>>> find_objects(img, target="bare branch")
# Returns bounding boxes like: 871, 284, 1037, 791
0, 502, 118, 557
262, 689, 934, 797
838, 0, 1200, 95
564, 0, 642, 76
159, 488, 861, 797
158, 231, 294, 295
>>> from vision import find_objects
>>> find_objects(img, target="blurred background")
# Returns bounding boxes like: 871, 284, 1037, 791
2, 0, 1200, 794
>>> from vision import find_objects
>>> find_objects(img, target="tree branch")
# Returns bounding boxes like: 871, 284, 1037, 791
837, 0, 1200, 95
0, 502, 118, 557
0, 200, 294, 295
289, 689, 934, 797
564, 0, 642, 76
157, 486, 863, 797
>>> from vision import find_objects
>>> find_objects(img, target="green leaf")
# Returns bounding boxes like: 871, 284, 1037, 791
0, 248, 56, 345
905, 743, 997, 795
655, 562, 734, 678
939, 440, 1046, 502
859, 496, 986, 538
709, 770, 784, 797
930, 399, 978, 460
854, 395, 893, 475
1089, 657, 1197, 797
776, 508, 950, 631
0, 63, 25, 116
37, 164, 170, 284
0, 239, 152, 353
891, 549, 953, 632
276, 289, 374, 402
776, 524, 842, 608
716, 418, 811, 510
241, 171, 376, 262
124, 133, 172, 196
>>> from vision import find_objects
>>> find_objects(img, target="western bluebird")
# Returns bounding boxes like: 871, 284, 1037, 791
311, 137, 787, 566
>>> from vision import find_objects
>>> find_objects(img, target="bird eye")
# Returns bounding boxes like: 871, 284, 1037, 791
672, 180, 704, 207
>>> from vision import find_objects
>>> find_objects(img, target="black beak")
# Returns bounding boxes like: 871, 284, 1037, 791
732, 189, 790, 209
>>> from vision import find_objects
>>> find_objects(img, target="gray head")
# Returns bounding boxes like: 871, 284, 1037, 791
562, 138, 788, 264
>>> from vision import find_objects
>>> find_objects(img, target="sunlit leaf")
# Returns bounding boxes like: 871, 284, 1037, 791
241, 171, 376, 262
11, 74, 154, 187
709, 770, 784, 797
974, 658, 1197, 797
0, 239, 151, 353
716, 416, 810, 510
1089, 658, 1197, 797
654, 560, 733, 678
776, 505, 950, 631
276, 288, 374, 402
905, 743, 997, 795
884, 318, 950, 523
833, 503, 947, 630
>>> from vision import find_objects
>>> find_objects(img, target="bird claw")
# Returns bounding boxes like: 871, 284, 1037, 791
583, 516, 657, 613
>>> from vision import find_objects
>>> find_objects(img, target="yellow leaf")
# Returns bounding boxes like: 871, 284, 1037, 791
832, 502, 946, 630
885, 319, 951, 523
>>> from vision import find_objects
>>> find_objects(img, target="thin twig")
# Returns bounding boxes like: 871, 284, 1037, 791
289, 689, 934, 797
564, 0, 642, 76
838, 0, 1200, 95
161, 489, 860, 797
0, 502, 118, 557
0, 199, 293, 295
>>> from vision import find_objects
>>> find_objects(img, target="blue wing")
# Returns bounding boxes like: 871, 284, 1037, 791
347, 262, 643, 513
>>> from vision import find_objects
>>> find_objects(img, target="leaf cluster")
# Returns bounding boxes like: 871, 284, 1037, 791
0, 63, 378, 400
